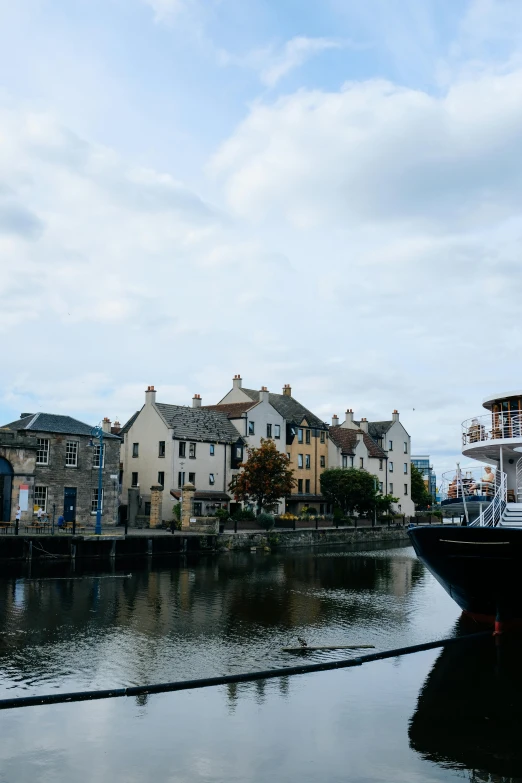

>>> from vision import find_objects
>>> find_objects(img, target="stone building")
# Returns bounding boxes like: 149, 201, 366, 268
0, 413, 121, 525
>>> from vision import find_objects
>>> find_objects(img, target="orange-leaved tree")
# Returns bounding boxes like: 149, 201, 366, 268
229, 438, 296, 513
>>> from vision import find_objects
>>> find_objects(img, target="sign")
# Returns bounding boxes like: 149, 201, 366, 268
19, 485, 29, 512
110, 474, 118, 480
190, 517, 197, 524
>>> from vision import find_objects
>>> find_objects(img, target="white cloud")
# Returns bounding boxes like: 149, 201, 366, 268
219, 36, 345, 87
143, 0, 188, 22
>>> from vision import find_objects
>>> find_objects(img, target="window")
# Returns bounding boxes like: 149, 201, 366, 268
379, 482, 383, 493
131, 472, 138, 487
235, 445, 242, 460
389, 482, 393, 493
209, 473, 215, 485
298, 429, 303, 443
286, 452, 291, 461
189, 472, 195, 484
210, 444, 215, 456
360, 457, 364, 468
342, 455, 348, 468
34, 486, 47, 512
320, 455, 326, 468
193, 502, 202, 516
178, 471, 185, 488
274, 425, 281, 439
179, 442, 186, 457
305, 429, 311, 444
350, 456, 354, 467
404, 484, 408, 495
388, 440, 393, 451
36, 438, 49, 466
404, 442, 408, 454
305, 479, 310, 493
159, 441, 165, 458
266, 423, 272, 438
158, 471, 165, 486
404, 463, 408, 474
93, 443, 104, 468
65, 441, 78, 467
298, 454, 303, 468
305, 454, 311, 469
132, 443, 139, 458
189, 442, 196, 458
379, 459, 383, 471
144, 502, 151, 516
91, 488, 104, 514
320, 431, 325, 443
248, 421, 255, 435
298, 479, 303, 493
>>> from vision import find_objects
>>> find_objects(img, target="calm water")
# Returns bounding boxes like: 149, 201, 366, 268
0, 545, 519, 782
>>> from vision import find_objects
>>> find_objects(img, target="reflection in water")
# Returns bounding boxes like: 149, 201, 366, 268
0, 546, 424, 699
409, 620, 522, 782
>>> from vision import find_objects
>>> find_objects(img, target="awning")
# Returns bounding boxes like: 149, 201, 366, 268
170, 490, 231, 502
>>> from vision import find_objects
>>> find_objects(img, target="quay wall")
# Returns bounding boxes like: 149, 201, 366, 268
0, 527, 411, 561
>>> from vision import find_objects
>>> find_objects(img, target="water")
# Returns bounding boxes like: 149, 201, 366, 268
0, 544, 518, 782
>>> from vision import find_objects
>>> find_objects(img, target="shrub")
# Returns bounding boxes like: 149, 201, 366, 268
257, 512, 275, 531
279, 512, 298, 521
231, 508, 257, 522
215, 508, 230, 522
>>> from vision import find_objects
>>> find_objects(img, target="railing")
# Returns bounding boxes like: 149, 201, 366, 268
462, 412, 522, 446
440, 466, 496, 503
469, 470, 506, 527
517, 457, 522, 503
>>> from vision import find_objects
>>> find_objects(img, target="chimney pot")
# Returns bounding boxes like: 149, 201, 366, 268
332, 414, 339, 426
232, 374, 243, 389
192, 394, 202, 408
392, 410, 399, 421
145, 386, 157, 405
283, 384, 292, 397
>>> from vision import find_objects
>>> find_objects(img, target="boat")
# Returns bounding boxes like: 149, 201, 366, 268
408, 391, 522, 623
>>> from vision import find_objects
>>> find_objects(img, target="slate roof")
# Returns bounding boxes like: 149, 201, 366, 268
203, 402, 257, 419
155, 403, 241, 443
241, 389, 326, 429
329, 426, 387, 459
366, 421, 393, 440
120, 409, 141, 435
3, 413, 121, 439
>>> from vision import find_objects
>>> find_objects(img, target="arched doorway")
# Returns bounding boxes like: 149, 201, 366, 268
0, 457, 13, 522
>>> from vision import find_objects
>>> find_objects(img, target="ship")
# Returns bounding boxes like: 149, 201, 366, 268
408, 391, 522, 623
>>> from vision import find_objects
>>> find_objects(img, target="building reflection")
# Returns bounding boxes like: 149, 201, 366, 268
409, 620, 522, 782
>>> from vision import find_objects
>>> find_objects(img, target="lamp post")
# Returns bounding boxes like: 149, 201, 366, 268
90, 425, 104, 535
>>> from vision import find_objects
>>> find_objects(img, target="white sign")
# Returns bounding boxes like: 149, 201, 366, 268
190, 517, 197, 524
110, 474, 118, 480
19, 485, 29, 511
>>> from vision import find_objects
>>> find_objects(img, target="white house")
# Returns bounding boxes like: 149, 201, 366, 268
331, 408, 415, 516
120, 386, 244, 522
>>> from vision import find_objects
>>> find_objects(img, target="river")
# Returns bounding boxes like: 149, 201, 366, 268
0, 544, 518, 782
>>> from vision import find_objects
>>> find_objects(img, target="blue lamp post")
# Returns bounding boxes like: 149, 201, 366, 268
90, 425, 104, 535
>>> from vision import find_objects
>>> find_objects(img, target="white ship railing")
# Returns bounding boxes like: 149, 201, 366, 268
462, 412, 522, 446
440, 466, 495, 502
468, 471, 507, 527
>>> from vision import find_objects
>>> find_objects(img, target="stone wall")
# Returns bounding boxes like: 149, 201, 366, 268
217, 526, 411, 551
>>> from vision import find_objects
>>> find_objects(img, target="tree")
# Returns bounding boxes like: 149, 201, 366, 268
320, 468, 377, 517
375, 493, 399, 517
229, 439, 296, 513
411, 463, 432, 509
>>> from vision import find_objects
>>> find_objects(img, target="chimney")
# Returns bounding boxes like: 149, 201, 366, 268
341, 408, 354, 429
232, 374, 243, 390
392, 409, 399, 422
145, 385, 156, 405
332, 414, 339, 427
102, 417, 111, 434
360, 417, 369, 433
283, 384, 292, 397
111, 421, 121, 435
192, 394, 202, 408
260, 386, 269, 403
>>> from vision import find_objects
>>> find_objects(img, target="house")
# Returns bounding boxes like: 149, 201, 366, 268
0, 413, 121, 525
120, 386, 244, 522
214, 375, 329, 514
332, 408, 415, 516
328, 421, 388, 495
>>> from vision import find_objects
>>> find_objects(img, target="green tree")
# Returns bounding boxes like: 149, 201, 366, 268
229, 439, 296, 513
375, 493, 399, 517
320, 468, 380, 517
411, 463, 432, 509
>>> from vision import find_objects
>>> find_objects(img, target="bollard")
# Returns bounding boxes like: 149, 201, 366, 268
234, 518, 238, 534
125, 516, 129, 536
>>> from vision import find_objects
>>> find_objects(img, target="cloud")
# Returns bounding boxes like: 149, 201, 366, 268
219, 36, 345, 87
142, 0, 188, 22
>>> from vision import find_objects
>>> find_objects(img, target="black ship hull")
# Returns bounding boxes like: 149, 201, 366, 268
408, 524, 522, 622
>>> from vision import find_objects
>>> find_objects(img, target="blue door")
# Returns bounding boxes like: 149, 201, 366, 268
63, 487, 77, 522
0, 457, 13, 522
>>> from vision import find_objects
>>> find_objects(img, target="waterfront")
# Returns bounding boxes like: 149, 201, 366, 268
0, 544, 517, 782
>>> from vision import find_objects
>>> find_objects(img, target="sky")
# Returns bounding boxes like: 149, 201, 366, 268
1, 0, 522, 484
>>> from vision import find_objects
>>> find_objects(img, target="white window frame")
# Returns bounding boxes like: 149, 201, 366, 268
389, 461, 394, 472
209, 473, 215, 485
189, 442, 196, 458
274, 425, 281, 439
298, 454, 303, 468
65, 440, 78, 467
404, 463, 408, 474
36, 438, 49, 466
297, 428, 303, 443
91, 488, 104, 514
93, 443, 104, 468
34, 486, 48, 512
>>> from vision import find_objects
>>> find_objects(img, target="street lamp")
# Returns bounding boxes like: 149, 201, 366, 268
89, 425, 104, 535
